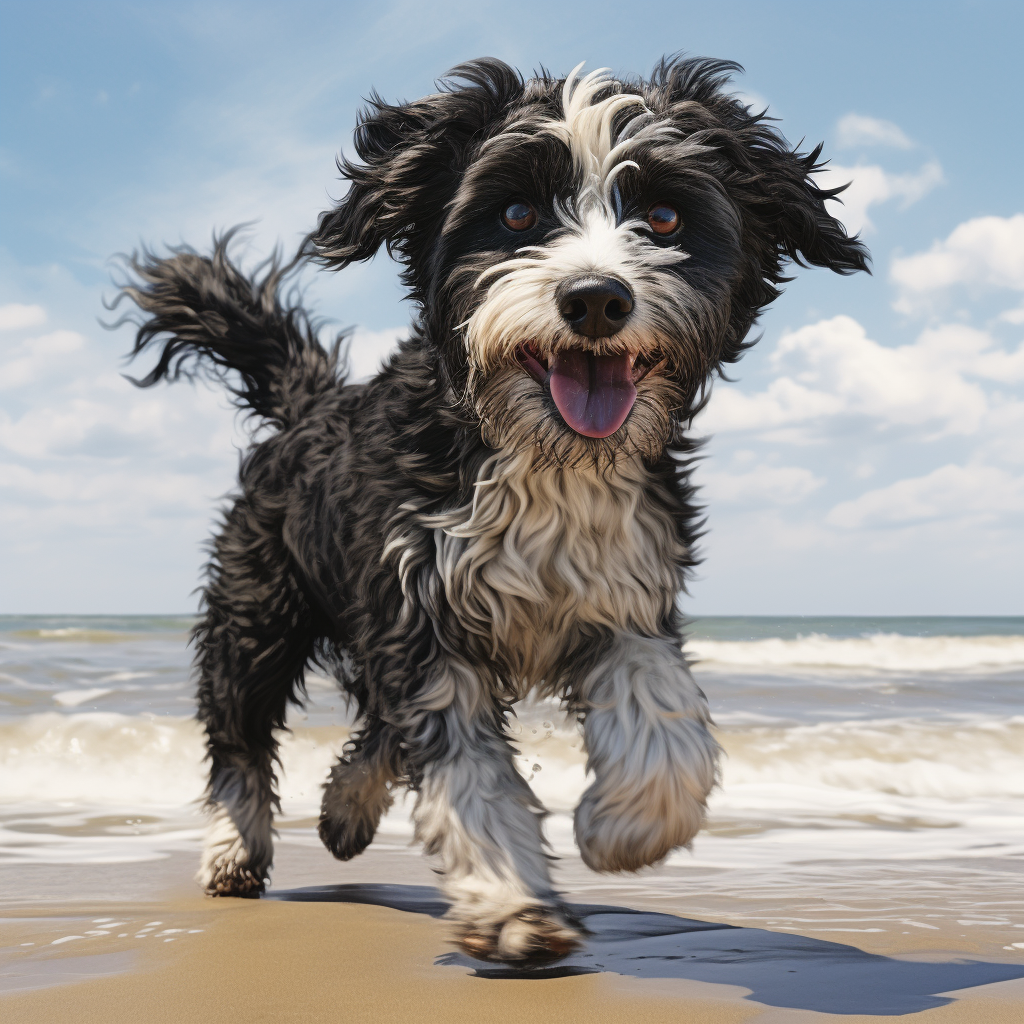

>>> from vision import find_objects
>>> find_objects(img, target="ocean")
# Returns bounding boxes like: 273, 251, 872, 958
2, 615, 1023, 949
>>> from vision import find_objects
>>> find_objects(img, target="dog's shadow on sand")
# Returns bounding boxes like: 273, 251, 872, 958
268, 883, 1024, 1016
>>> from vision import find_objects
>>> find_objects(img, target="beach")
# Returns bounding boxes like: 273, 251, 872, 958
3, 844, 1024, 1023
2, 616, 1023, 1020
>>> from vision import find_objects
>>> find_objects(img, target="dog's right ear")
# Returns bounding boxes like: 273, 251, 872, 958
312, 60, 523, 270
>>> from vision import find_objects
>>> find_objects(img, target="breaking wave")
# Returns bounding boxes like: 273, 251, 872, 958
687, 633, 1024, 673
3, 710, 1021, 814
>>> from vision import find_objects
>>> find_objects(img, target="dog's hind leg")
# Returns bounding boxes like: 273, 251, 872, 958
318, 717, 403, 860
194, 508, 321, 897
570, 632, 721, 873
402, 659, 582, 964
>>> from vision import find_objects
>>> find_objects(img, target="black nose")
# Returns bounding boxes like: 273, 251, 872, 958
556, 275, 634, 338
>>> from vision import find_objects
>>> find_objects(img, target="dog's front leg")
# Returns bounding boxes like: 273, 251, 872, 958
198, 761, 275, 897
572, 632, 720, 872
406, 667, 581, 963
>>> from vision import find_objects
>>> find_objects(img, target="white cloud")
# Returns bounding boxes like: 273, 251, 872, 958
836, 113, 913, 150
891, 214, 1024, 312
819, 161, 943, 235
0, 461, 214, 521
701, 465, 824, 505
699, 375, 843, 434
0, 302, 246, 570
978, 400, 1024, 467
827, 463, 1024, 529
0, 329, 85, 390
0, 303, 47, 331
53, 80, 342, 276
915, 322, 1024, 382
0, 305, 404, 602
731, 89, 772, 115
344, 327, 405, 381
699, 315, 1020, 438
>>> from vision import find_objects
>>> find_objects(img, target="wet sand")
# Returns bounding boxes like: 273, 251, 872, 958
2, 842, 1023, 1023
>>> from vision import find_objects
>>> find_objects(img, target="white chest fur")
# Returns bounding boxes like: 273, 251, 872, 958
420, 450, 685, 686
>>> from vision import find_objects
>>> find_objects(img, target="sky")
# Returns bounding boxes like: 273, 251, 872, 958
1, 0, 1022, 615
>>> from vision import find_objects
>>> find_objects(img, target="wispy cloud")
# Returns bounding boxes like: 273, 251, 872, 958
819, 161, 943, 235
0, 329, 84, 391
0, 306, 243, 541
0, 303, 47, 331
701, 464, 825, 506
836, 113, 913, 150
344, 327, 405, 381
891, 214, 1024, 313
827, 463, 1024, 529
698, 315, 1023, 439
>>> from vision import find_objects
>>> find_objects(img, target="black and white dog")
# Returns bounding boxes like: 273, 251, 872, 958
119, 57, 867, 963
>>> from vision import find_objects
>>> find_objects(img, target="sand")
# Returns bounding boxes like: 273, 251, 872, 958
2, 843, 1023, 1024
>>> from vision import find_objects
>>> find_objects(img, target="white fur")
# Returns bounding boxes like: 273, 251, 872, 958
573, 632, 720, 871
545, 64, 684, 203
464, 65, 712, 391
412, 701, 580, 957
197, 770, 274, 895
196, 802, 270, 895
466, 207, 692, 373
417, 453, 718, 873
373, 66, 723, 945
421, 449, 685, 687
380, 450, 712, 945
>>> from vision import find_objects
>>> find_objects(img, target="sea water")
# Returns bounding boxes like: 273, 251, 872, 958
2, 615, 1022, 945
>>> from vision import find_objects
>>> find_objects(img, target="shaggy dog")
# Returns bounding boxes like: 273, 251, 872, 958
118, 57, 868, 964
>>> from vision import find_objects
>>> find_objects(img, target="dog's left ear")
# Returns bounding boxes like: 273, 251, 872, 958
313, 60, 523, 271
652, 56, 868, 284
734, 133, 871, 280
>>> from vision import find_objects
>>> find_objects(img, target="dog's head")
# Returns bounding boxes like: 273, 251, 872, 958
313, 58, 868, 464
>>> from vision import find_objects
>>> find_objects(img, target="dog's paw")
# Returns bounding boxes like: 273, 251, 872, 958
317, 806, 377, 861
199, 862, 265, 897
574, 784, 703, 873
196, 807, 268, 897
319, 762, 393, 861
455, 904, 583, 964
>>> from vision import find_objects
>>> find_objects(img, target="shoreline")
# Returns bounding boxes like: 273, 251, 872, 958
2, 843, 1023, 1023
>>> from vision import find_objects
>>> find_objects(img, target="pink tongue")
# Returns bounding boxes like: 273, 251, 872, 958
548, 350, 637, 438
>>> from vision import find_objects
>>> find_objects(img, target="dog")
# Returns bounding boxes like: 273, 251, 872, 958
117, 56, 868, 964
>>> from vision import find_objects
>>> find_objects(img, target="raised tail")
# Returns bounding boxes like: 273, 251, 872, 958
113, 230, 344, 429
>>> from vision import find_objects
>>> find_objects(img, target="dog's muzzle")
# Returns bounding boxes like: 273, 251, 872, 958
515, 275, 643, 439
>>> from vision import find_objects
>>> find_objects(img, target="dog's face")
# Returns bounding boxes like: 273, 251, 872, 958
314, 58, 868, 464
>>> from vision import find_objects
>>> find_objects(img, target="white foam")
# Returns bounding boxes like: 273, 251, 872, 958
5, 710, 1018, 808
53, 688, 115, 707
719, 715, 1024, 799
687, 633, 1024, 673
28, 628, 127, 642
506, 711, 1024, 867
0, 712, 349, 809
2, 707, 1023, 869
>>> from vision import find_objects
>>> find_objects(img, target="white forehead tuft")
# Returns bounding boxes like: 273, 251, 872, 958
557, 65, 647, 178
541, 64, 680, 208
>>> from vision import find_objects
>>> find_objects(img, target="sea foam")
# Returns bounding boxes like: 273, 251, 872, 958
688, 633, 1024, 673
2, 620, 1022, 871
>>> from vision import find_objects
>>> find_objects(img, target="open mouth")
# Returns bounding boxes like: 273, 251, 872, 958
516, 342, 658, 439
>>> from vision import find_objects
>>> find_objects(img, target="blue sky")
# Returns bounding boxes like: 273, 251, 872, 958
1, 0, 1022, 614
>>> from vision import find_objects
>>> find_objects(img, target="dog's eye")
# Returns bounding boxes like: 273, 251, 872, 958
647, 203, 681, 236
502, 201, 538, 231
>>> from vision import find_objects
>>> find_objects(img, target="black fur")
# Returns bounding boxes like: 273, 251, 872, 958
116, 56, 867, 960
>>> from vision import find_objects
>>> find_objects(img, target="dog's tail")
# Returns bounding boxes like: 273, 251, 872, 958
113, 230, 343, 429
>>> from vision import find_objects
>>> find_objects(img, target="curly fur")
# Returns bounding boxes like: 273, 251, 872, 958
116, 55, 867, 964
